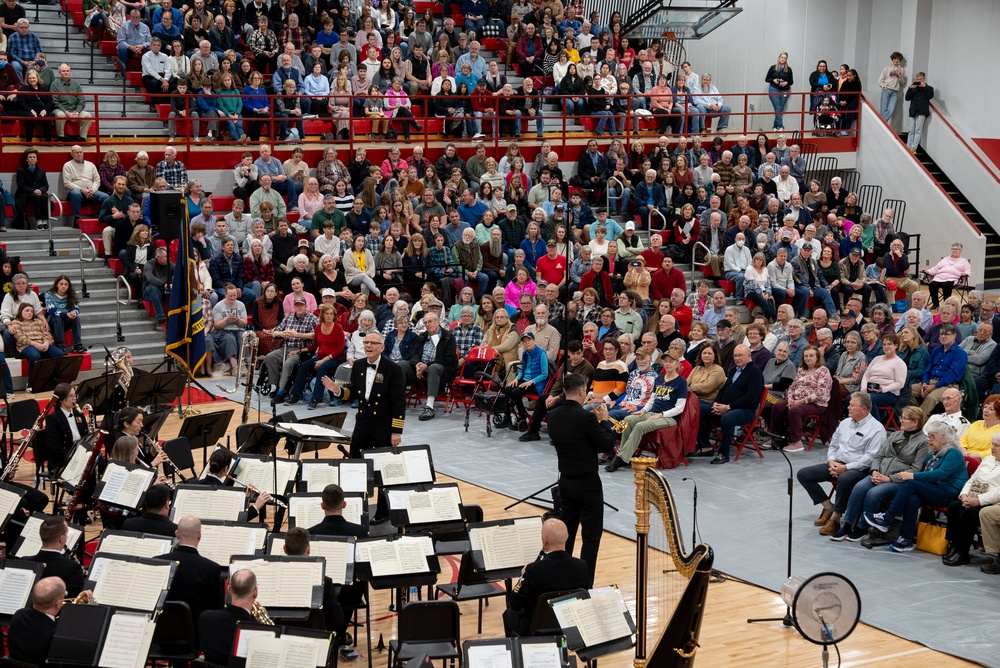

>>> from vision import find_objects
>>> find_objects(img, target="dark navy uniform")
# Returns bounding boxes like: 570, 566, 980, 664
502, 550, 589, 636
547, 400, 616, 587
338, 356, 407, 458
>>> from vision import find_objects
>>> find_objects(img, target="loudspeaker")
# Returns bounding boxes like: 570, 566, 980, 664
149, 191, 184, 243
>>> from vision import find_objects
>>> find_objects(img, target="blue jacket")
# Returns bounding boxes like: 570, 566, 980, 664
517, 345, 550, 394
384, 328, 418, 361
634, 181, 666, 210
914, 447, 969, 497
195, 90, 218, 116
209, 251, 245, 290
460, 0, 489, 18
921, 343, 968, 387
520, 237, 546, 268
457, 201, 488, 225
242, 86, 268, 112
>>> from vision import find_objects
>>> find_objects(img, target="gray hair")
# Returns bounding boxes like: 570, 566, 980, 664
460, 306, 475, 316
816, 327, 833, 340
393, 312, 409, 325
925, 420, 959, 449
392, 300, 410, 315
12, 273, 28, 283
292, 253, 309, 265
849, 391, 873, 413
136, 150, 149, 160
845, 330, 863, 345
423, 312, 440, 324
358, 309, 377, 330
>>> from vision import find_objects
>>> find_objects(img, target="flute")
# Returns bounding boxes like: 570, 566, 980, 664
143, 433, 187, 481
226, 473, 288, 508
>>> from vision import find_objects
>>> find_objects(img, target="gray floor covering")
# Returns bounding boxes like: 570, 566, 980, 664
240, 383, 999, 666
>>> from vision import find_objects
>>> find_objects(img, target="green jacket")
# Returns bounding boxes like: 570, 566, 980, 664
216, 87, 242, 116
49, 77, 87, 113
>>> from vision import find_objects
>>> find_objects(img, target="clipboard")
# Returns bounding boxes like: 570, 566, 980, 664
228, 555, 327, 615
0, 559, 44, 623
296, 458, 375, 495
385, 483, 465, 531
267, 533, 356, 586
548, 586, 637, 660
361, 444, 436, 487
286, 492, 369, 533
11, 512, 86, 559
84, 553, 177, 615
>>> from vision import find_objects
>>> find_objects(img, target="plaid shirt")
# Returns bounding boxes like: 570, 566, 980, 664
155, 159, 188, 190
8, 31, 43, 64
275, 312, 319, 351
453, 323, 483, 358
499, 217, 527, 251
428, 247, 452, 279
364, 233, 382, 255
278, 26, 308, 53
248, 28, 278, 56
317, 158, 350, 190
243, 255, 274, 284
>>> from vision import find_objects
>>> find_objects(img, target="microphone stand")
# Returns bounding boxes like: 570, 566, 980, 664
747, 444, 794, 627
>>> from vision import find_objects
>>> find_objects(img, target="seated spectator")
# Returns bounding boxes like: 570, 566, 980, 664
43, 275, 86, 353
770, 345, 833, 454
960, 394, 1000, 461
116, 10, 150, 72
210, 284, 248, 377
830, 406, 929, 542
693, 345, 764, 464
12, 302, 65, 374
688, 343, 726, 405
17, 69, 54, 143
923, 242, 973, 311
910, 323, 967, 414
883, 238, 919, 307
13, 147, 49, 231
944, 431, 1000, 567
62, 145, 109, 224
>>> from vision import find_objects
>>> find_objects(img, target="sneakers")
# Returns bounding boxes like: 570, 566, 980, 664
887, 537, 915, 552
829, 524, 852, 541
205, 131, 215, 141
168, 135, 175, 142
784, 441, 804, 452
473, 132, 485, 139
339, 645, 359, 661
864, 511, 891, 533
419, 406, 435, 421
846, 525, 869, 542
519, 431, 541, 442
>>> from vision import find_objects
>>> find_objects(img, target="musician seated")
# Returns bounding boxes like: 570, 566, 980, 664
282, 527, 357, 660
22, 516, 85, 598
162, 516, 225, 631
502, 518, 590, 637
187, 448, 272, 521
122, 483, 178, 538
46, 382, 89, 472
7, 576, 67, 667
110, 408, 163, 469
308, 483, 368, 538
199, 568, 258, 666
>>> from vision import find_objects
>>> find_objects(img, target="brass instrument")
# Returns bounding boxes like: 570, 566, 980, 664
2, 395, 57, 482
65, 591, 98, 605
109, 347, 133, 394
142, 432, 187, 481
226, 473, 288, 509
608, 414, 628, 433
251, 600, 274, 625
217, 331, 259, 424
633, 457, 713, 668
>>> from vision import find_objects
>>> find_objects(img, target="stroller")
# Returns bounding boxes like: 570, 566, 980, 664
814, 95, 840, 135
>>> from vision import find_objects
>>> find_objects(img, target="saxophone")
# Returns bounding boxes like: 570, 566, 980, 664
251, 600, 274, 625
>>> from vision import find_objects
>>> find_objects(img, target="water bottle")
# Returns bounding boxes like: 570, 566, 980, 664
408, 586, 418, 602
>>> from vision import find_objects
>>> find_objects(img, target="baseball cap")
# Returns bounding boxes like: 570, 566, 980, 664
297, 238, 310, 247
429, 299, 445, 309
841, 308, 857, 319
506, 204, 517, 212
546, 239, 556, 246
781, 230, 792, 239
716, 319, 731, 329
520, 331, 535, 340
293, 296, 307, 304
321, 288, 336, 297
663, 348, 682, 361
625, 221, 635, 231
849, 247, 861, 255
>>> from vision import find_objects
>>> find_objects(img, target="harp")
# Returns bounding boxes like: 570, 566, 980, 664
633, 457, 713, 668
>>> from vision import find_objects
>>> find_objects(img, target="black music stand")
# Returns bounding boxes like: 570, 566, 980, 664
126, 372, 186, 411
140, 409, 171, 442
27, 355, 84, 393
238, 423, 283, 456
75, 374, 120, 416
178, 409, 234, 468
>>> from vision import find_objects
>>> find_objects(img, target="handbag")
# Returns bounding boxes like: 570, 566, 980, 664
915, 521, 948, 555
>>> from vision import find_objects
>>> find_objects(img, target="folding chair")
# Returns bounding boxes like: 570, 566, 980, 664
388, 600, 461, 668
448, 346, 498, 430
434, 551, 507, 634
160, 437, 197, 481
732, 387, 770, 461
147, 601, 200, 665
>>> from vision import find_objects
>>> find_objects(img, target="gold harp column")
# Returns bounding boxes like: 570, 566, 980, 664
633, 456, 657, 668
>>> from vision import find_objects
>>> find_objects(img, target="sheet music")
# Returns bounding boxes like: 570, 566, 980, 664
339, 463, 369, 494
231, 559, 323, 608
552, 591, 631, 648
235, 628, 278, 658
301, 463, 339, 493
343, 497, 363, 526
377, 453, 409, 486
402, 449, 433, 483
238, 459, 298, 497
98, 464, 155, 509
246, 636, 284, 668
92, 560, 171, 612
0, 487, 20, 528
467, 645, 513, 668
289, 496, 326, 530
59, 443, 91, 487
520, 644, 563, 668
246, 635, 326, 668
269, 537, 353, 585
395, 487, 461, 525
97, 533, 174, 560
0, 567, 36, 615
513, 517, 544, 564
172, 487, 246, 521
97, 611, 156, 668
277, 422, 345, 440
199, 524, 268, 566
13, 516, 84, 558
360, 536, 433, 577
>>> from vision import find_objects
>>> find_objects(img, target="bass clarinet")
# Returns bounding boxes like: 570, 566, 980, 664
63, 404, 108, 523
2, 395, 58, 482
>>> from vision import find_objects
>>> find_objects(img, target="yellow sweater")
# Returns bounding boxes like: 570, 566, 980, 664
961, 421, 1000, 459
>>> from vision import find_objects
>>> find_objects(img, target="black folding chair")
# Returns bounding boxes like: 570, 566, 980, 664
388, 600, 461, 668
435, 550, 507, 634
147, 601, 200, 665
161, 436, 197, 481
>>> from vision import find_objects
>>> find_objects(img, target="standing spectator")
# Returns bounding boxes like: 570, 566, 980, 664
764, 51, 793, 131
142, 246, 174, 324
878, 51, 906, 122
14, 147, 48, 230
62, 145, 108, 224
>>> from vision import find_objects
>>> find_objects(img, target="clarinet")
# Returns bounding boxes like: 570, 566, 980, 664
143, 433, 187, 481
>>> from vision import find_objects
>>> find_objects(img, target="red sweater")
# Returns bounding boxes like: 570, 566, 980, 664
650, 267, 687, 302
314, 322, 346, 359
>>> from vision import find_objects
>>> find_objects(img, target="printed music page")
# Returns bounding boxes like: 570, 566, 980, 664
338, 462, 369, 494
275, 561, 323, 608
0, 567, 35, 615
98, 533, 173, 560
283, 637, 327, 668
201, 525, 266, 566
247, 527, 269, 554
231, 560, 281, 607
396, 537, 432, 573
302, 463, 338, 493
366, 542, 402, 577
0, 487, 20, 528
97, 465, 129, 503
97, 611, 155, 668
467, 644, 513, 668
377, 453, 408, 486
590, 590, 632, 642
402, 449, 433, 483
473, 525, 521, 571
245, 636, 284, 668
13, 516, 83, 558
313, 540, 352, 585
172, 488, 245, 521
564, 599, 609, 647
93, 561, 170, 612
429, 487, 462, 522
520, 644, 563, 668
235, 628, 278, 659
342, 497, 364, 526
403, 490, 434, 525
118, 469, 155, 509
278, 422, 345, 439
59, 444, 91, 487
290, 496, 325, 530
514, 517, 543, 565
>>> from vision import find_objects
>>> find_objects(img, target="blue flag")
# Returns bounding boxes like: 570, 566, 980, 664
165, 209, 207, 377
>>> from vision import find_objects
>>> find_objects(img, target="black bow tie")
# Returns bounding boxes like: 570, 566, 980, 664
367, 362, 378, 370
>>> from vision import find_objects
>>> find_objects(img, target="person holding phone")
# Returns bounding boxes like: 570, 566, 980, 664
904, 71, 934, 153
860, 333, 909, 424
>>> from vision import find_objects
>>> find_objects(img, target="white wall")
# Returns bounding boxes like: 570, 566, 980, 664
855, 102, 985, 288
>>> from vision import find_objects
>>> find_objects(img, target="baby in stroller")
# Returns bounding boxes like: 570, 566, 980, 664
814, 95, 840, 134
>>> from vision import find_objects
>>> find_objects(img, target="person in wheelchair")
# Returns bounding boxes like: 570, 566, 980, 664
814, 95, 840, 134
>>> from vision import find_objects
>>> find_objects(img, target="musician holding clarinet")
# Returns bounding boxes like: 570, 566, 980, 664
183, 448, 275, 520
46, 383, 89, 473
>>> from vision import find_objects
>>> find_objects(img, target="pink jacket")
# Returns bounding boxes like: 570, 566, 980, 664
787, 366, 833, 407
926, 255, 972, 284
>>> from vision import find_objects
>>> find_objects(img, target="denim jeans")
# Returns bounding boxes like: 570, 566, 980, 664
768, 85, 789, 128
593, 110, 616, 135
879, 89, 898, 122
20, 342, 66, 377
744, 291, 777, 320
906, 115, 927, 150
275, 111, 304, 140
698, 402, 755, 458
222, 117, 245, 139
67, 188, 109, 218
143, 284, 167, 319
48, 313, 83, 349
842, 477, 900, 527
564, 98, 587, 119
796, 463, 868, 514
724, 271, 745, 298
607, 185, 631, 214
290, 354, 342, 400
883, 479, 958, 540
513, 109, 544, 137
697, 104, 731, 130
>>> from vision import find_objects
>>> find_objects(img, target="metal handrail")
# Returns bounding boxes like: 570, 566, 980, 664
77, 233, 98, 299
648, 208, 669, 235
47, 194, 63, 257
692, 241, 711, 268
606, 175, 624, 214
115, 275, 131, 342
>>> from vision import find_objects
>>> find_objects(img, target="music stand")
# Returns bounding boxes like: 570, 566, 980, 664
126, 372, 186, 411
75, 374, 120, 416
140, 409, 171, 442
178, 408, 235, 467
238, 423, 283, 456
27, 355, 84, 393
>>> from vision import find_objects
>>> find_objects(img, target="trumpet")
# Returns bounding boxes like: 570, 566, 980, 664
65, 591, 97, 605
226, 474, 288, 508
143, 433, 187, 481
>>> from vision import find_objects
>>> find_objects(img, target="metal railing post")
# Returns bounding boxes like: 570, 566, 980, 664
115, 275, 131, 342
78, 233, 98, 298
47, 194, 62, 255
64, 1, 70, 52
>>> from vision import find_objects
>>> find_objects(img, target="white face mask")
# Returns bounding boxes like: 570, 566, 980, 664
735, 240, 744, 249
758, 242, 766, 249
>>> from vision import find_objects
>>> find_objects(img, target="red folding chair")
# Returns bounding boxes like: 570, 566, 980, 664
448, 346, 498, 429
733, 387, 770, 461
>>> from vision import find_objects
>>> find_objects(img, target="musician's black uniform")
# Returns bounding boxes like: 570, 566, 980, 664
198, 605, 254, 665
308, 514, 370, 646
308, 514, 368, 538
7, 607, 56, 667
502, 550, 589, 637
338, 356, 407, 458
45, 406, 88, 471
23, 548, 85, 598
163, 544, 225, 631
547, 399, 616, 587
122, 511, 178, 538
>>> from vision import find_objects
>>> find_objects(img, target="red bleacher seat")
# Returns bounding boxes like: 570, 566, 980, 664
108, 258, 124, 275
78, 218, 103, 235
211, 196, 238, 211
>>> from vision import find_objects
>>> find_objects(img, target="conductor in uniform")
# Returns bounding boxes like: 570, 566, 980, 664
503, 518, 589, 637
546, 373, 616, 587
322, 331, 406, 457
